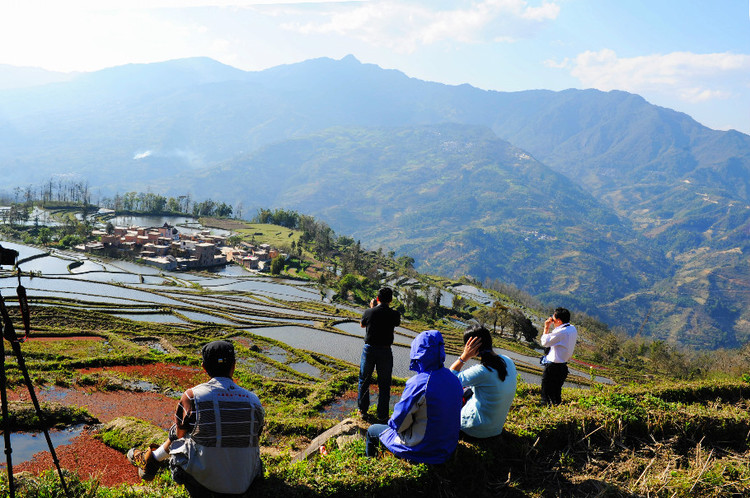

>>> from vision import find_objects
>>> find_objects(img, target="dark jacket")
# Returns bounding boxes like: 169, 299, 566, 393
361, 304, 401, 346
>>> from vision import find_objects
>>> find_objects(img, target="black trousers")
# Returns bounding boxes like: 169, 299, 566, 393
541, 362, 568, 405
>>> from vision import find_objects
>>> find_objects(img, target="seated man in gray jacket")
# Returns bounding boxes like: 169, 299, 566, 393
128, 340, 265, 497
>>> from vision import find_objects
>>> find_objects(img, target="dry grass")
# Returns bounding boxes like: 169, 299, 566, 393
476, 379, 750, 497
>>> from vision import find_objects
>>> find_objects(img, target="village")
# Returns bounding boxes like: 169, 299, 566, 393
74, 222, 283, 271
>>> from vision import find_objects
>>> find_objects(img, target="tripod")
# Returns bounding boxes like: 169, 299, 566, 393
1, 251, 70, 498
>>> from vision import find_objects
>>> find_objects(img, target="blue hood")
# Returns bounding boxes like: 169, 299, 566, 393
409, 330, 446, 373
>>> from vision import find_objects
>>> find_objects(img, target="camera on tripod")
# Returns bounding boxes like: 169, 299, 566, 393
0, 242, 70, 497
0, 244, 18, 267
0, 244, 21, 343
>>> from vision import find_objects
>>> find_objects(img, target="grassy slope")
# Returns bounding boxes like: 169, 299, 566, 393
1, 305, 749, 497
5, 377, 750, 497
251, 379, 750, 498
203, 218, 301, 250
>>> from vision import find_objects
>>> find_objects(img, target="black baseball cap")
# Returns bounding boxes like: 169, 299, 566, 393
201, 340, 235, 371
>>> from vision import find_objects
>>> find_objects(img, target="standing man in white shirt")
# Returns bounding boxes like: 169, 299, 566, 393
540, 307, 577, 406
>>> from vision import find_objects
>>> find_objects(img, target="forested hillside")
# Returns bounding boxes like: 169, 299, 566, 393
167, 124, 667, 318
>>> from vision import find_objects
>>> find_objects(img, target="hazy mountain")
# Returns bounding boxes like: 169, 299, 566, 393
1, 55, 749, 348
167, 124, 668, 316
0, 64, 75, 90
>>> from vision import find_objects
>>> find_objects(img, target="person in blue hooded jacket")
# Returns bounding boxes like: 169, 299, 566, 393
365, 329, 463, 464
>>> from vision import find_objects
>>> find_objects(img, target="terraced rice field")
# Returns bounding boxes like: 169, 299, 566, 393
0, 240, 589, 487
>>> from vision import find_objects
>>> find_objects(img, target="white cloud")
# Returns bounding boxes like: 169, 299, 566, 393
17, 0, 357, 8
282, 0, 560, 53
542, 57, 568, 69
2, 0, 561, 73
521, 1, 559, 21
678, 88, 730, 103
548, 49, 750, 103
0, 3, 235, 71
134, 151, 153, 159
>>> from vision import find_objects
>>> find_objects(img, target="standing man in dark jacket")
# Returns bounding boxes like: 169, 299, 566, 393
358, 287, 401, 422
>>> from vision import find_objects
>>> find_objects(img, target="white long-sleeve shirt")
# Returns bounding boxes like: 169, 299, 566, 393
541, 323, 577, 363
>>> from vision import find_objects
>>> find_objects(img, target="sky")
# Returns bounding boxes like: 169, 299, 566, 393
1, 0, 749, 134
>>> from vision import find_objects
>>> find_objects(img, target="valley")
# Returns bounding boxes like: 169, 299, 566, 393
2, 56, 749, 348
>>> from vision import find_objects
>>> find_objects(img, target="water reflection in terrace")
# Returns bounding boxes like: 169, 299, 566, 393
0, 277, 187, 306
289, 361, 321, 378
0, 425, 85, 467
201, 279, 319, 300
67, 272, 150, 284
187, 294, 330, 319
111, 313, 187, 324
177, 310, 237, 325
245, 326, 414, 378
334, 320, 417, 342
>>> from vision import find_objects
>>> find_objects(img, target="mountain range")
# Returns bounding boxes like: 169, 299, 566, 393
1, 55, 749, 349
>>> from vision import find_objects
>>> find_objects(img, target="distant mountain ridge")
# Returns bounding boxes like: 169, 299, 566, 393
170, 124, 668, 307
1, 55, 749, 348
0, 64, 75, 90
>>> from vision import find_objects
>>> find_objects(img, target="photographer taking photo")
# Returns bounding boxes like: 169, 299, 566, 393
540, 307, 577, 406
358, 287, 400, 423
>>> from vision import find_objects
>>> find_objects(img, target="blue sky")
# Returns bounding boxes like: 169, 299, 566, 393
2, 0, 749, 133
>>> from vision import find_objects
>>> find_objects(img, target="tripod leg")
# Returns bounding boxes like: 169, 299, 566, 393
1, 334, 16, 498
10, 341, 70, 498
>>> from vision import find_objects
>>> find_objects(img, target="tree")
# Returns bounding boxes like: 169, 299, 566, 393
215, 202, 233, 218
167, 197, 181, 213
411, 295, 429, 318
270, 255, 286, 275
600, 333, 621, 362
402, 288, 429, 318
58, 234, 82, 248
179, 194, 191, 213
494, 303, 514, 336
338, 273, 359, 299
428, 287, 442, 319
397, 255, 415, 269
76, 219, 91, 238
256, 208, 272, 224
341, 240, 365, 275
227, 235, 243, 247
475, 302, 510, 335
620, 337, 646, 370
451, 294, 466, 312
8, 204, 27, 228
509, 309, 538, 342
38, 227, 51, 246
253, 208, 299, 228
193, 199, 216, 217
23, 185, 33, 207
338, 236, 354, 247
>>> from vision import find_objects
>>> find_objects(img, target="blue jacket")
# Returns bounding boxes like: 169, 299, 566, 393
379, 330, 463, 464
